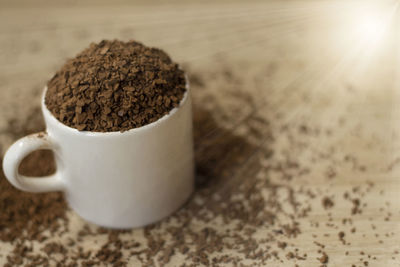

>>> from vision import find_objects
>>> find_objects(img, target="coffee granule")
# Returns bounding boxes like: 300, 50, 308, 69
45, 40, 186, 132
318, 252, 329, 264
277, 241, 287, 249
351, 198, 362, 215
338, 231, 346, 244
322, 196, 334, 209
42, 242, 67, 256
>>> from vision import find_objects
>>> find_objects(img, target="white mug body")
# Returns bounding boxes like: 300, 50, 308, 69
3, 86, 194, 229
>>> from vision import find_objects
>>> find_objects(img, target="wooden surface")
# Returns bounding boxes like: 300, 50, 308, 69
0, 0, 399, 266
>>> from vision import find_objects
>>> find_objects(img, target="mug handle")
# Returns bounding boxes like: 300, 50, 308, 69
2, 132, 65, 193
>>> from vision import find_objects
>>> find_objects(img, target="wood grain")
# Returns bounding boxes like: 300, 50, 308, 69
0, 1, 399, 266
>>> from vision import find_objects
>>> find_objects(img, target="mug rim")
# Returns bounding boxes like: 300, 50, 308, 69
41, 80, 190, 136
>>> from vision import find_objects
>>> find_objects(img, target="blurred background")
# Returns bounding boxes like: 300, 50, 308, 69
0, 0, 399, 266
0, 0, 399, 149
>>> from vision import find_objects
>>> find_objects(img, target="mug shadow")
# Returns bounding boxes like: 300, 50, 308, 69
192, 105, 259, 190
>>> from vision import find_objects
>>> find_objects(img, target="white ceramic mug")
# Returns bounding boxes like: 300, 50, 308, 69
2, 85, 194, 229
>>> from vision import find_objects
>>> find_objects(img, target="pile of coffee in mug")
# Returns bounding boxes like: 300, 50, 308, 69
45, 40, 186, 132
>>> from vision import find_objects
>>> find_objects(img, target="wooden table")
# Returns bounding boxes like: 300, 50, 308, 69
0, 1, 399, 266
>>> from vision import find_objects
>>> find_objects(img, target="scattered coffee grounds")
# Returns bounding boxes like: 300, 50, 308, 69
0, 151, 67, 243
322, 196, 334, 209
45, 40, 186, 132
1, 67, 398, 266
318, 252, 329, 264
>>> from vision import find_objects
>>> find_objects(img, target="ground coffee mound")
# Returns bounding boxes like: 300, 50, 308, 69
45, 40, 186, 132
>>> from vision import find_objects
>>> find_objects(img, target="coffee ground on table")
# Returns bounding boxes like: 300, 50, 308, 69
0, 68, 395, 267
0, 151, 66, 243
45, 40, 186, 132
